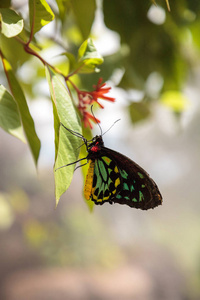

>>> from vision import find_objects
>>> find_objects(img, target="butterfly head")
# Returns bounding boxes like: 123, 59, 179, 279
87, 135, 104, 156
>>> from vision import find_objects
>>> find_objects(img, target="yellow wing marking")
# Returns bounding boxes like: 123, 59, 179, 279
84, 160, 95, 200
115, 177, 120, 188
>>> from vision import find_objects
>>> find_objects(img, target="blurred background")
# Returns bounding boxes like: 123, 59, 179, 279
1, 0, 200, 299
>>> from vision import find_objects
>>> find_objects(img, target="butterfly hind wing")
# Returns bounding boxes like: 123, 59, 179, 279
102, 148, 162, 210
84, 160, 95, 200
85, 156, 123, 205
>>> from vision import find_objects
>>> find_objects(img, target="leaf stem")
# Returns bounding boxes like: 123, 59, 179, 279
66, 78, 80, 92
65, 62, 86, 81
14, 35, 63, 75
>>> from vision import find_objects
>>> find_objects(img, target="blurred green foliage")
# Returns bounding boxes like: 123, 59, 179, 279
0, 190, 123, 267
103, 0, 200, 93
23, 208, 124, 267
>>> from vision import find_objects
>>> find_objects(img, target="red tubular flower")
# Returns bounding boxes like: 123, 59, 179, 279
88, 78, 115, 108
68, 78, 115, 128
81, 110, 100, 129
77, 78, 115, 108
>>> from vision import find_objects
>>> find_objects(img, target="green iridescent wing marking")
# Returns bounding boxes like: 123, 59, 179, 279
91, 156, 122, 204
115, 168, 148, 204
101, 147, 162, 210
89, 148, 162, 210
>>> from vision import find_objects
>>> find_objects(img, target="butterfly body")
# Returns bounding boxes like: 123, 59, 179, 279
84, 135, 162, 210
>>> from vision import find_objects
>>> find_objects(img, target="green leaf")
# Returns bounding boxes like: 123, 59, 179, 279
0, 34, 30, 70
129, 102, 151, 124
71, 0, 96, 39
160, 90, 190, 112
0, 85, 25, 142
61, 52, 76, 74
45, 66, 82, 205
78, 39, 103, 62
29, 0, 54, 35
189, 20, 200, 50
76, 38, 104, 74
103, 1, 177, 91
55, 0, 70, 21
1, 57, 41, 165
0, 8, 24, 37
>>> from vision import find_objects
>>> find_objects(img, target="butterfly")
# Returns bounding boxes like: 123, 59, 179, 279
57, 123, 162, 210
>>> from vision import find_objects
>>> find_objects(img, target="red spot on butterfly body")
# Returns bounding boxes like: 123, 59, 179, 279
91, 142, 101, 152
91, 145, 100, 152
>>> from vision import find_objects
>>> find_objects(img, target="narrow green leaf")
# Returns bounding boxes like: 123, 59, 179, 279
78, 38, 103, 62
0, 8, 24, 37
71, 0, 96, 39
55, 0, 70, 21
76, 38, 104, 74
1, 57, 41, 165
29, 0, 54, 35
52, 99, 60, 162
62, 52, 76, 74
45, 66, 82, 205
0, 84, 25, 142
0, 34, 30, 70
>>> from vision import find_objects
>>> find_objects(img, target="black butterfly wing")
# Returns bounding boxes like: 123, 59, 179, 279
99, 147, 162, 210
87, 156, 123, 205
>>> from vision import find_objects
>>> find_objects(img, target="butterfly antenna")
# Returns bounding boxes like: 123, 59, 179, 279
55, 157, 87, 171
60, 122, 87, 143
102, 119, 121, 137
91, 105, 103, 136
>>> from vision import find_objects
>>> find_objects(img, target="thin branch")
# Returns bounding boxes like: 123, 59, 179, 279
165, 0, 171, 11
14, 35, 63, 75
